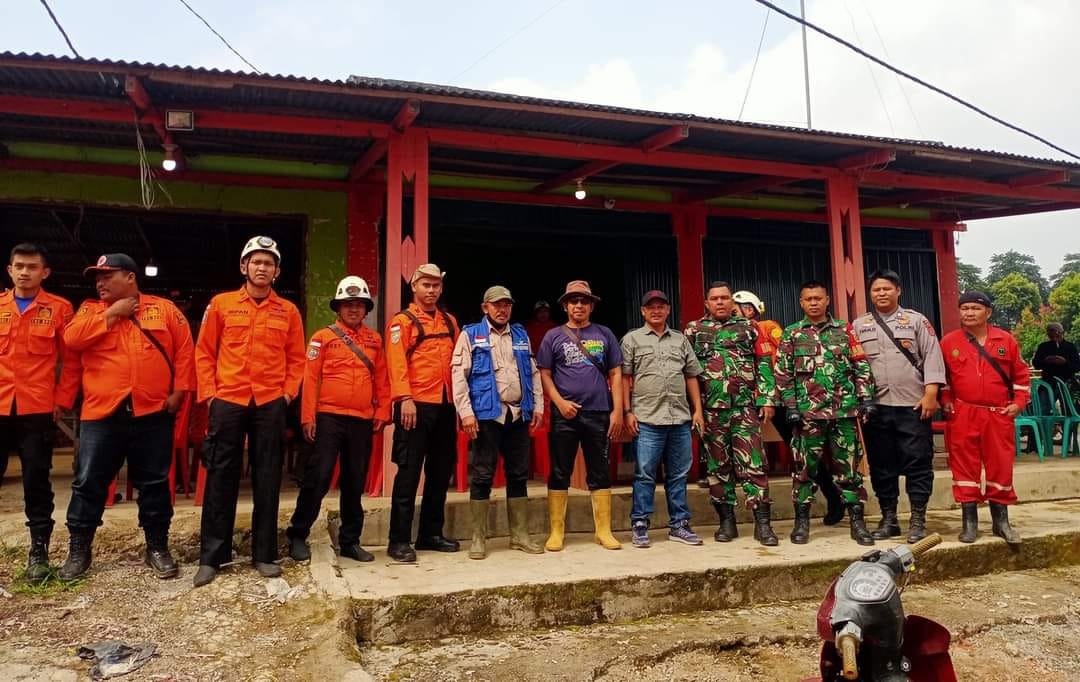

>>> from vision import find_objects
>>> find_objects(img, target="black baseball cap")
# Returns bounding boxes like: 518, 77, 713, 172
83, 253, 138, 277
641, 289, 669, 306
958, 290, 993, 308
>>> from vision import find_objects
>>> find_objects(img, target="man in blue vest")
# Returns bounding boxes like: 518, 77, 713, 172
451, 285, 545, 559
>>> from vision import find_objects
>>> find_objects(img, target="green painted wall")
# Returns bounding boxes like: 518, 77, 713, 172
0, 169, 347, 332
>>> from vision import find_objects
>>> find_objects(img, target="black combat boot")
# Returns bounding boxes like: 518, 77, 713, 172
816, 467, 845, 526
712, 501, 738, 542
907, 502, 929, 543
871, 500, 901, 540
848, 503, 875, 546
958, 502, 978, 543
989, 502, 1021, 546
752, 503, 778, 547
26, 530, 51, 583
58, 528, 94, 580
144, 528, 179, 579
339, 544, 375, 562
790, 502, 811, 544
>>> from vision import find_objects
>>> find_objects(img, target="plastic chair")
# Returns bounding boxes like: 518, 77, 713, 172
1031, 378, 1067, 457
1014, 399, 1045, 461
1052, 377, 1080, 457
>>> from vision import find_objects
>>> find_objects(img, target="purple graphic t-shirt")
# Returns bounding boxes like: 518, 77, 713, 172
536, 324, 623, 411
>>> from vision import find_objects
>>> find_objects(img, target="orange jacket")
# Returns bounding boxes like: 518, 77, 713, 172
64, 294, 196, 420
0, 289, 80, 414
301, 321, 391, 424
385, 303, 459, 404
758, 319, 784, 361
195, 287, 306, 406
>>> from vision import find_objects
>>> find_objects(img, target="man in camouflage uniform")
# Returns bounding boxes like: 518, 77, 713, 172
775, 280, 876, 546
685, 281, 778, 546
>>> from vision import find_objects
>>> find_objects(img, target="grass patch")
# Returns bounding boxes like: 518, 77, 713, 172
8, 565, 88, 597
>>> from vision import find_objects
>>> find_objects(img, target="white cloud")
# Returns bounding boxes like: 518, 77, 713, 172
486, 0, 1080, 275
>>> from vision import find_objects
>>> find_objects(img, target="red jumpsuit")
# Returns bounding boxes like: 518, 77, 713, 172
940, 326, 1030, 505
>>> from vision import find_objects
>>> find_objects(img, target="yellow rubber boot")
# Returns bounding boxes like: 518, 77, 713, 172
545, 490, 568, 552
591, 489, 622, 550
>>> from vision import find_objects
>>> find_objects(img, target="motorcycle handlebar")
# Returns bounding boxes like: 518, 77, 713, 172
910, 533, 943, 557
838, 634, 859, 680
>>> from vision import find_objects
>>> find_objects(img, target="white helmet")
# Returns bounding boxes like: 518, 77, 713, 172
331, 275, 373, 312
241, 236, 282, 264
733, 290, 765, 315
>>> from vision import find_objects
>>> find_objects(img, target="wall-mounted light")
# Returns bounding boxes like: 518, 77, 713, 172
574, 179, 587, 201
162, 143, 179, 172
144, 259, 159, 278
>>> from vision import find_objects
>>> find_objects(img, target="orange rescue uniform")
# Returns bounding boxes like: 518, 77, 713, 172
0, 289, 80, 414
302, 321, 391, 425
385, 304, 459, 404
195, 288, 305, 406
64, 294, 196, 420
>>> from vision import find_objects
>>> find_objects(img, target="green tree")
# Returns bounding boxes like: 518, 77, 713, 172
1013, 305, 1062, 359
1052, 253, 1080, 288
1049, 272, 1080, 341
987, 250, 1049, 301
988, 272, 1041, 329
956, 259, 987, 293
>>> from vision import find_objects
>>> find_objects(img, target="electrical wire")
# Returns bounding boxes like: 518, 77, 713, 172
454, 0, 569, 80
842, 0, 893, 134
749, 0, 1080, 161
176, 0, 262, 74
738, 7, 770, 120
861, 0, 923, 136
37, 0, 80, 58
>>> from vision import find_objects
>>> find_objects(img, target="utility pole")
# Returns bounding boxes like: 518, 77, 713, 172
800, 0, 812, 129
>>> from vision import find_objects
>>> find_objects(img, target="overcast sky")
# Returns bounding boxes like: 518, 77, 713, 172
4, 0, 1077, 279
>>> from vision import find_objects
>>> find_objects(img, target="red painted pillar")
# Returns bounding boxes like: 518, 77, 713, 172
826, 175, 867, 320
673, 204, 707, 329
933, 228, 962, 333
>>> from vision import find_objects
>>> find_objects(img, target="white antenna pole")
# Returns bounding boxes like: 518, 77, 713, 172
800, 0, 812, 128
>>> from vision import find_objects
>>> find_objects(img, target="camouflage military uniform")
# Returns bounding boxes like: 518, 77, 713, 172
685, 314, 777, 507
774, 316, 875, 505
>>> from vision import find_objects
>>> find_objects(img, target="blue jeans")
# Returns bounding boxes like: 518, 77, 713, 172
631, 422, 692, 528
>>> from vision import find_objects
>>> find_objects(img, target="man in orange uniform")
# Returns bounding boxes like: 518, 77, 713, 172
940, 291, 1030, 546
194, 236, 306, 586
385, 263, 459, 563
60, 253, 194, 580
0, 243, 80, 582
287, 276, 389, 563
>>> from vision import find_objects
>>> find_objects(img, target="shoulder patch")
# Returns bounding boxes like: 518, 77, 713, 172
922, 319, 936, 336
389, 324, 402, 344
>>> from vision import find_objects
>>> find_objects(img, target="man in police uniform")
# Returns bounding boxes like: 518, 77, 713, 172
451, 285, 545, 559
385, 264, 460, 563
854, 269, 946, 543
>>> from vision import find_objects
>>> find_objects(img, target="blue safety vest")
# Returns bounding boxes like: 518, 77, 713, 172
464, 321, 535, 422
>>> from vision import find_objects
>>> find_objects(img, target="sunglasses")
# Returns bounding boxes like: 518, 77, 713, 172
565, 296, 591, 305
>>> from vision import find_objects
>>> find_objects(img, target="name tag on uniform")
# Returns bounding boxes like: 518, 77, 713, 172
512, 342, 530, 352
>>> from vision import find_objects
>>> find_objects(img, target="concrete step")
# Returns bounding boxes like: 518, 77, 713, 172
328, 499, 1080, 645
347, 457, 1080, 545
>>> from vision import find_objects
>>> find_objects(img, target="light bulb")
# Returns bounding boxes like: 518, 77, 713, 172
574, 179, 587, 201
145, 262, 159, 277
162, 143, 179, 172
161, 158, 177, 172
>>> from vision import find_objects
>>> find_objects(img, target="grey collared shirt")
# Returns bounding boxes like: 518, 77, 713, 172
620, 325, 702, 426
853, 307, 947, 407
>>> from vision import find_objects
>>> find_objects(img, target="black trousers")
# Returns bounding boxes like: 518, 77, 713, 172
0, 409, 57, 535
199, 397, 286, 567
388, 401, 457, 545
288, 412, 373, 547
68, 404, 173, 533
548, 410, 611, 491
862, 405, 934, 505
471, 410, 531, 500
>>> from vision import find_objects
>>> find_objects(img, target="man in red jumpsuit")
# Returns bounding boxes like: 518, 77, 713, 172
940, 291, 1029, 545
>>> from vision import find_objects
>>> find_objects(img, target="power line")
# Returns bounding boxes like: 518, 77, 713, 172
38, 0, 80, 58
841, 0, 893, 134
454, 0, 569, 80
176, 0, 261, 74
750, 0, 1080, 161
738, 7, 770, 120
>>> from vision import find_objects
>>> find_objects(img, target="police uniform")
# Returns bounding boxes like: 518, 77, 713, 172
385, 265, 460, 559
854, 307, 946, 537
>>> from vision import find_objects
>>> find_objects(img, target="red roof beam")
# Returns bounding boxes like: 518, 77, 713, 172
124, 75, 184, 171
349, 100, 420, 179
836, 148, 896, 171
684, 175, 801, 203
1007, 169, 1070, 188
391, 99, 421, 132
639, 125, 690, 152
860, 189, 959, 209
861, 169, 1080, 204
956, 201, 1080, 221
